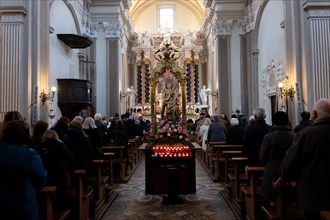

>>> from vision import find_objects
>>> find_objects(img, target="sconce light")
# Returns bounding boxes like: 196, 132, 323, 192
206, 88, 218, 97
40, 87, 57, 105
278, 82, 296, 101
120, 88, 131, 99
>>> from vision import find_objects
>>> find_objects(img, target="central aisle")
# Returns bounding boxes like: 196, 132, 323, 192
101, 157, 237, 220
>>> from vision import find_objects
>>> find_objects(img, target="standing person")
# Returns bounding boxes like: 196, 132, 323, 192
66, 120, 94, 183
40, 130, 75, 209
293, 111, 312, 133
227, 118, 245, 145
242, 107, 273, 166
207, 115, 227, 143
0, 120, 47, 220
94, 113, 107, 145
279, 99, 330, 219
83, 117, 103, 159
30, 120, 48, 152
51, 116, 70, 142
259, 111, 294, 203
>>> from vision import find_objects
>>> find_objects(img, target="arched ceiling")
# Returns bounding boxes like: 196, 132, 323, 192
129, 0, 206, 30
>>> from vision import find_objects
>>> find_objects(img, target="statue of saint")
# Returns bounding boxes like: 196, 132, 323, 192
161, 82, 180, 119
200, 85, 208, 106
128, 85, 137, 107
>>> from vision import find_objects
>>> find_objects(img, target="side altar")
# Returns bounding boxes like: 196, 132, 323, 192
141, 44, 201, 200
140, 143, 201, 195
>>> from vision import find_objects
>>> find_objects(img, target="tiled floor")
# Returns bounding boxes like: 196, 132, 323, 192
101, 158, 237, 220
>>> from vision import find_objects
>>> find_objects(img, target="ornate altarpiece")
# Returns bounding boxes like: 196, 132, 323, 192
149, 44, 187, 136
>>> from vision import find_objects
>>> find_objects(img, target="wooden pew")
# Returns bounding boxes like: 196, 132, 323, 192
206, 142, 226, 173
71, 170, 94, 220
241, 166, 265, 220
90, 160, 109, 211
223, 156, 249, 218
261, 182, 304, 220
101, 146, 126, 181
209, 144, 243, 181
321, 211, 330, 220
38, 186, 70, 220
222, 149, 243, 183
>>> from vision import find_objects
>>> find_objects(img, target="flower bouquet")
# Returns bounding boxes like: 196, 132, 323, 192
148, 119, 194, 148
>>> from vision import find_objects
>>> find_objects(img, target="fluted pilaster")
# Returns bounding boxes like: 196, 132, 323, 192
0, 9, 27, 120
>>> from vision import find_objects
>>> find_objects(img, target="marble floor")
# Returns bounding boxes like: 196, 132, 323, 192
101, 158, 237, 220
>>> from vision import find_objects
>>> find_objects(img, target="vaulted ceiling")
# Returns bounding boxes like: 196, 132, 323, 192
129, 0, 207, 26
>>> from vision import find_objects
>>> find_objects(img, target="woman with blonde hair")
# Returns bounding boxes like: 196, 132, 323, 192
198, 118, 212, 151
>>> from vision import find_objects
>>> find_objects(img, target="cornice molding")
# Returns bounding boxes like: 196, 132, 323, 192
0, 6, 28, 24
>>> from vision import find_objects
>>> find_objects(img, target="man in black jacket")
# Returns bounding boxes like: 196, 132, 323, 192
242, 107, 273, 166
280, 99, 330, 219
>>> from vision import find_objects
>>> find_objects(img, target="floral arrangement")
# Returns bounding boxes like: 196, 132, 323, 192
148, 119, 193, 147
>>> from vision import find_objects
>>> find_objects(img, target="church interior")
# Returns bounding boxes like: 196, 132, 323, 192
0, 0, 330, 219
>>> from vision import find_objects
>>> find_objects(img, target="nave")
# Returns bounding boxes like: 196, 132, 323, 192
101, 157, 237, 220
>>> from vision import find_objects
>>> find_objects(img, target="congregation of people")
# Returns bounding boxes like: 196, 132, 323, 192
194, 100, 330, 220
0, 98, 330, 219
0, 108, 149, 220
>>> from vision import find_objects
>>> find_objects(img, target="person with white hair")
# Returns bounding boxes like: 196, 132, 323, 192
279, 99, 330, 219
94, 113, 107, 145
83, 117, 103, 158
242, 107, 273, 166
227, 118, 245, 144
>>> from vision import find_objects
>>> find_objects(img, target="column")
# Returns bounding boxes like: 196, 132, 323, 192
106, 38, 121, 116
0, 7, 28, 120
144, 58, 150, 103
303, 1, 330, 102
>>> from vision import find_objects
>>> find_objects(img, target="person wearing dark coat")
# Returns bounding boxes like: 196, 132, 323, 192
112, 120, 129, 159
207, 115, 227, 142
280, 99, 330, 219
40, 130, 75, 209
51, 116, 70, 142
0, 120, 47, 220
94, 113, 107, 145
243, 107, 273, 166
226, 118, 245, 144
259, 111, 294, 202
66, 120, 94, 182
83, 117, 103, 159
293, 111, 312, 133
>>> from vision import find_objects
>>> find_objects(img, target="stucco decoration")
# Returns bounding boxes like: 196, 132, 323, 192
262, 59, 286, 98
212, 20, 233, 36
103, 21, 123, 38
238, 3, 255, 34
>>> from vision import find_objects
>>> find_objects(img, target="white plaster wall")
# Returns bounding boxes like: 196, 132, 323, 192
257, 0, 285, 119
49, 1, 81, 118
230, 22, 241, 113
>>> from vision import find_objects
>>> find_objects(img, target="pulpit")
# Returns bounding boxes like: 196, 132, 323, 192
57, 78, 92, 120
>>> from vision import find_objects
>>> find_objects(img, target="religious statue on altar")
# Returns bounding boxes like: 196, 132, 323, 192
129, 85, 137, 107
160, 81, 180, 119
200, 85, 208, 106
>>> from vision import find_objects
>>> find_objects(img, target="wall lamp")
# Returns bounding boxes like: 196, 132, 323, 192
40, 86, 57, 105
206, 88, 218, 97
120, 88, 131, 99
278, 83, 296, 101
